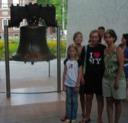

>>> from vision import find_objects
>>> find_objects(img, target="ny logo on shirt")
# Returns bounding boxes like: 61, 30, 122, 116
89, 52, 101, 64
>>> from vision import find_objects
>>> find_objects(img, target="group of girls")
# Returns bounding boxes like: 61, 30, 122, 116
62, 29, 128, 123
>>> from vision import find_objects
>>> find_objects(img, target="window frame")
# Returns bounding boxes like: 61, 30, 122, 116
2, 18, 9, 30
2, 0, 8, 9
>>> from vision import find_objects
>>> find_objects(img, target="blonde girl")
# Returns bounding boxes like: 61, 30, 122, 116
63, 44, 82, 123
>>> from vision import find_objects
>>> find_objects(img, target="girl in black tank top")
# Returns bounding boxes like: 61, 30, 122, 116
79, 30, 106, 123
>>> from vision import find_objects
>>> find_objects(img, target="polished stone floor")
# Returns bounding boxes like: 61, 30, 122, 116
0, 60, 128, 123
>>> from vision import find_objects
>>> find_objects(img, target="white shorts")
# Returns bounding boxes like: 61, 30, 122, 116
102, 78, 126, 100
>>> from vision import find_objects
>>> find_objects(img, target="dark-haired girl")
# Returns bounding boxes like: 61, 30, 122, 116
119, 34, 128, 88
80, 30, 106, 123
73, 32, 86, 118
103, 29, 126, 123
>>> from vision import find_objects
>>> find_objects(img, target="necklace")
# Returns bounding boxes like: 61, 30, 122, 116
106, 45, 116, 54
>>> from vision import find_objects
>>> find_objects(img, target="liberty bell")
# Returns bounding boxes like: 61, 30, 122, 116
9, 3, 57, 62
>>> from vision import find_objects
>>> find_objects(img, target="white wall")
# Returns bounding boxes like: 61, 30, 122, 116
67, 0, 128, 46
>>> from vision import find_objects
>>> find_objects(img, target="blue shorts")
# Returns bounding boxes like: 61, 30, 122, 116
124, 66, 128, 79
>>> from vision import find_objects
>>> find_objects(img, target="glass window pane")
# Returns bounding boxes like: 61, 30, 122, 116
13, 0, 19, 5
2, 0, 8, 8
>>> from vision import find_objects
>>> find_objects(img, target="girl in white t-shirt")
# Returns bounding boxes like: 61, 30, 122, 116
63, 44, 82, 123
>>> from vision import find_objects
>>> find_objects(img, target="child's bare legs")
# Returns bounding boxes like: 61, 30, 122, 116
106, 97, 122, 123
96, 95, 104, 123
106, 97, 113, 123
114, 99, 122, 123
80, 93, 86, 117
85, 94, 93, 120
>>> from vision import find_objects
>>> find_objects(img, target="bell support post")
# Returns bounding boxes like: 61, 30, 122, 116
4, 25, 11, 98
57, 26, 61, 92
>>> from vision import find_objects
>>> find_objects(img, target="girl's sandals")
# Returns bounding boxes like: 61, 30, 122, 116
63, 119, 76, 123
71, 120, 76, 123
79, 118, 91, 123
60, 115, 67, 121
96, 119, 103, 123
64, 119, 70, 123
81, 113, 84, 117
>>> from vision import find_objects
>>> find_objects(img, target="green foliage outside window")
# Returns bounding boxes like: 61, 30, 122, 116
37, 0, 67, 29
0, 39, 66, 60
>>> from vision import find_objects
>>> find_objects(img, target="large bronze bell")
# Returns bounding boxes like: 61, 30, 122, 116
9, 3, 57, 62
11, 25, 56, 62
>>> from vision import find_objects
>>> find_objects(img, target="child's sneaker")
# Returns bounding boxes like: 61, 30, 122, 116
71, 120, 76, 123
64, 119, 70, 123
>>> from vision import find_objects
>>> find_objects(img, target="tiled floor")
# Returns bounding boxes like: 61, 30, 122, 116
0, 60, 128, 123
0, 93, 128, 123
